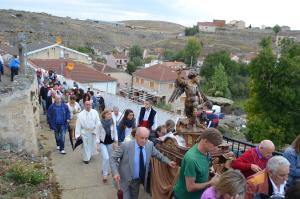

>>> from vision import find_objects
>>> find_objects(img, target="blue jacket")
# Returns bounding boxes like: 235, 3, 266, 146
47, 102, 70, 131
9, 58, 20, 69
283, 147, 300, 187
0, 61, 3, 74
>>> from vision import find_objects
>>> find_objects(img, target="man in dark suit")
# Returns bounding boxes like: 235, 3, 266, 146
137, 100, 157, 131
110, 127, 177, 199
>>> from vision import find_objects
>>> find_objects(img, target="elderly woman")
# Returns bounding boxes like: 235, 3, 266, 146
201, 169, 246, 199
283, 134, 300, 187
245, 156, 290, 199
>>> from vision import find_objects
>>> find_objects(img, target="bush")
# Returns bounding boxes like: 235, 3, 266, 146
5, 163, 46, 185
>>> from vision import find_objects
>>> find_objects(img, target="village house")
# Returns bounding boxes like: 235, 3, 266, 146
230, 53, 241, 62
9, 41, 92, 64
29, 59, 117, 94
106, 51, 129, 70
93, 62, 132, 90
8, 41, 92, 64
230, 52, 257, 64
241, 52, 257, 64
197, 19, 225, 33
228, 20, 245, 29
276, 31, 300, 46
131, 62, 187, 115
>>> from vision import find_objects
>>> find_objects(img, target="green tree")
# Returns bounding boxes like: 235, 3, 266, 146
246, 37, 300, 147
126, 62, 138, 74
129, 45, 143, 60
185, 26, 199, 36
184, 37, 202, 67
200, 51, 239, 78
273, 24, 281, 34
126, 57, 143, 74
200, 51, 247, 99
144, 55, 155, 64
163, 49, 176, 61
207, 63, 229, 97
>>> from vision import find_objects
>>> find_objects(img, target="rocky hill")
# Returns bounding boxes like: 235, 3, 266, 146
0, 9, 274, 54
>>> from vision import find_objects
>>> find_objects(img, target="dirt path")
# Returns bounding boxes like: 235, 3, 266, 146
38, 113, 151, 199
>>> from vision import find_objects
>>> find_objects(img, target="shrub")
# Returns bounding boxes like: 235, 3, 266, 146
5, 163, 46, 185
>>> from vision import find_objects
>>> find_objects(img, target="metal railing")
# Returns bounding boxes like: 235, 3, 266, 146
223, 135, 283, 157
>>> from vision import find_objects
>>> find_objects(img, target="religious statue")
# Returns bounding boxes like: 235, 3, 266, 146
169, 68, 208, 129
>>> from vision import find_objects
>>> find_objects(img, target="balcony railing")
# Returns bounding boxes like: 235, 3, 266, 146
223, 135, 283, 157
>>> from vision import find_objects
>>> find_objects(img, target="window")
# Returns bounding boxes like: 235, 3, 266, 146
150, 81, 154, 88
135, 77, 139, 83
141, 79, 144, 84
168, 83, 173, 89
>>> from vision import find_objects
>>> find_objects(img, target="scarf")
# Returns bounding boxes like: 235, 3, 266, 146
101, 119, 112, 135
123, 119, 135, 129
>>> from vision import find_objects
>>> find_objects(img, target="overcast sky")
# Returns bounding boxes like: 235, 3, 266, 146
1, 0, 299, 30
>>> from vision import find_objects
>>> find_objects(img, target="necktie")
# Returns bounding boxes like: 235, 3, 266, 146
139, 146, 145, 181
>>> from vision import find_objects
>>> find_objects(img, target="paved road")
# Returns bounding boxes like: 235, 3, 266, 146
39, 114, 151, 199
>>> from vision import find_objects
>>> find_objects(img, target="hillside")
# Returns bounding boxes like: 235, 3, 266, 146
0, 9, 274, 54
0, 10, 183, 52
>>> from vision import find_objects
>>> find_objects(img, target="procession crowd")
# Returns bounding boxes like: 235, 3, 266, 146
38, 69, 299, 199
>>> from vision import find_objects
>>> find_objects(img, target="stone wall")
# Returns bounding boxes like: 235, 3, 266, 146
0, 68, 40, 154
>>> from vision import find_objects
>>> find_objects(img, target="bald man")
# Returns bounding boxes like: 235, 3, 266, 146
110, 127, 177, 199
231, 140, 275, 177
47, 95, 71, 154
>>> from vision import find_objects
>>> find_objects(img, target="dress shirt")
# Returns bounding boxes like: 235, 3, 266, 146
269, 177, 286, 196
133, 141, 146, 179
141, 108, 157, 130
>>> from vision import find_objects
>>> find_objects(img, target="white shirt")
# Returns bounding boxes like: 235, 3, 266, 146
0, 54, 3, 64
75, 109, 100, 138
138, 108, 157, 130
67, 102, 81, 119
269, 177, 286, 196
112, 112, 123, 126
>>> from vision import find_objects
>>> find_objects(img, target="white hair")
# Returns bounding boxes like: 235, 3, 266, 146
267, 156, 290, 172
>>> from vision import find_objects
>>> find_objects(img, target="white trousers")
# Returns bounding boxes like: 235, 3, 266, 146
99, 143, 113, 177
81, 132, 96, 161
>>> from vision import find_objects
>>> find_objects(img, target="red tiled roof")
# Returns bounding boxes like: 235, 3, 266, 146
197, 21, 224, 27
29, 59, 116, 83
113, 52, 128, 59
133, 62, 186, 82
93, 62, 121, 73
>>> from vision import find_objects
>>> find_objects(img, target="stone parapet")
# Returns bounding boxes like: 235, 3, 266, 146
0, 68, 40, 154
